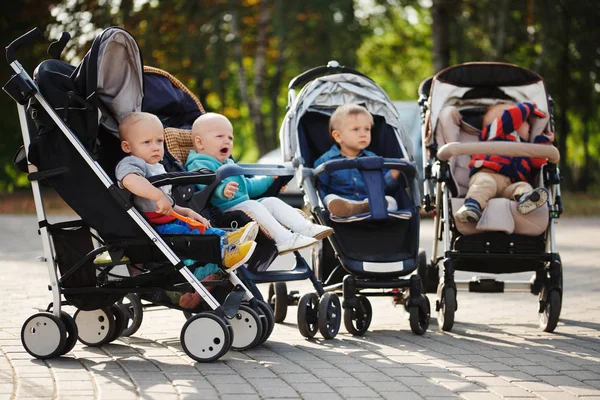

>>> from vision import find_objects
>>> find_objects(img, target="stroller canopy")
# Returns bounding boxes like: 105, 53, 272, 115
72, 26, 144, 140
427, 62, 550, 138
280, 73, 414, 164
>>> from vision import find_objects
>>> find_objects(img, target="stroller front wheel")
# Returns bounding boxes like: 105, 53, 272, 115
318, 293, 341, 339
343, 295, 372, 336
180, 312, 231, 362
437, 286, 456, 332
297, 292, 319, 338
409, 295, 431, 335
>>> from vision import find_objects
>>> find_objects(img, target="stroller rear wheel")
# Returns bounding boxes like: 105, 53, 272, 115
409, 295, 431, 335
297, 292, 319, 338
58, 311, 78, 356
437, 286, 456, 332
21, 312, 67, 359
181, 312, 231, 362
228, 304, 263, 351
106, 304, 127, 343
255, 300, 275, 345
268, 282, 288, 323
117, 294, 143, 337
539, 290, 561, 332
74, 307, 116, 347
343, 295, 372, 336
318, 293, 341, 339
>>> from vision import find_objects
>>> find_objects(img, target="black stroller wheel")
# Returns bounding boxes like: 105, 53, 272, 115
106, 304, 126, 343
343, 296, 372, 336
255, 300, 275, 345
539, 290, 561, 332
117, 294, 143, 337
269, 282, 288, 323
409, 295, 431, 335
297, 292, 319, 338
59, 311, 78, 356
317, 293, 341, 339
438, 287, 456, 332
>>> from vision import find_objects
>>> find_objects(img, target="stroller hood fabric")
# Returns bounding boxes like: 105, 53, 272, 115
280, 73, 414, 164
72, 26, 144, 141
426, 62, 550, 142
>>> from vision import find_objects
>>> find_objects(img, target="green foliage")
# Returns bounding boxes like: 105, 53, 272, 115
1, 0, 599, 191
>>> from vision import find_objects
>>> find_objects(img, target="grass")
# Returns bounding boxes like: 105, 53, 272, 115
0, 189, 599, 217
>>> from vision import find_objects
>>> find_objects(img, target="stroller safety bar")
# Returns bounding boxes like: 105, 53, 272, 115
437, 142, 560, 163
147, 169, 216, 187
313, 157, 417, 181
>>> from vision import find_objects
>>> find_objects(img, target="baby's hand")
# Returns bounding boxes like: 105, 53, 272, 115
155, 193, 173, 215
186, 210, 212, 228
544, 131, 555, 143
223, 182, 239, 199
391, 169, 401, 180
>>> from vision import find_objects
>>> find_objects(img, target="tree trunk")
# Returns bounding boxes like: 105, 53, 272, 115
555, 3, 571, 187
231, 0, 271, 157
493, 0, 509, 61
431, 0, 451, 72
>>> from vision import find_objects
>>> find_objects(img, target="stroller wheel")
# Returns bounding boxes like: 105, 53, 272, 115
343, 296, 372, 336
539, 290, 561, 333
417, 249, 437, 294
297, 292, 319, 338
318, 293, 341, 339
228, 305, 263, 351
117, 294, 143, 337
268, 282, 288, 323
409, 295, 431, 335
255, 300, 275, 345
181, 312, 231, 362
106, 304, 126, 343
58, 311, 78, 356
74, 308, 116, 347
437, 287, 456, 332
21, 312, 67, 359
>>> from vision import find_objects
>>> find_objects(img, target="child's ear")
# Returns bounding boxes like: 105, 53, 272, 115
331, 130, 342, 144
121, 141, 131, 153
193, 135, 203, 149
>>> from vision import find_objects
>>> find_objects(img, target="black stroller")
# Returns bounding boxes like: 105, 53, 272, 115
279, 61, 431, 336
3, 27, 262, 362
418, 62, 563, 332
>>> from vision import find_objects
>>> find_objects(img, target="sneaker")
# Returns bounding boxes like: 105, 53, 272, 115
222, 241, 257, 271
328, 198, 370, 217
517, 188, 548, 215
297, 224, 333, 240
455, 201, 482, 223
276, 233, 318, 255
226, 221, 259, 245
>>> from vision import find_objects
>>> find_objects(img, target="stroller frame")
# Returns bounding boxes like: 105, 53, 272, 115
4, 28, 257, 362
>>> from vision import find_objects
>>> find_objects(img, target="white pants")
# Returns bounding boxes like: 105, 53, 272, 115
323, 194, 398, 211
227, 198, 312, 244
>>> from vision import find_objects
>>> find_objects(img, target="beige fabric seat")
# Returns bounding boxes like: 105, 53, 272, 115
436, 105, 549, 236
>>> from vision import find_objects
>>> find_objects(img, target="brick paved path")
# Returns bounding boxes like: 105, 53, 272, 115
0, 215, 599, 399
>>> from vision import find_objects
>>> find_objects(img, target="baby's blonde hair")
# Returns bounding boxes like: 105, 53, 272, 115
483, 103, 515, 127
119, 112, 162, 141
329, 104, 373, 142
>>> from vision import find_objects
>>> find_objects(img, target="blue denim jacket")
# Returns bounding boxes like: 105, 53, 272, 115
313, 145, 398, 201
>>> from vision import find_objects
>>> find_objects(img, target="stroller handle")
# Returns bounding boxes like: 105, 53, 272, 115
437, 142, 560, 164
288, 60, 373, 90
6, 27, 42, 65
312, 156, 417, 181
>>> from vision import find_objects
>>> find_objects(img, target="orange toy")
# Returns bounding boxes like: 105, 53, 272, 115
171, 211, 207, 233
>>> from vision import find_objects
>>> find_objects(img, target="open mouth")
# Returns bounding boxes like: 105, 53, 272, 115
220, 147, 230, 155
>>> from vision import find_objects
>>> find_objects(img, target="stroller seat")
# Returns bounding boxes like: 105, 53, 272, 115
436, 105, 549, 236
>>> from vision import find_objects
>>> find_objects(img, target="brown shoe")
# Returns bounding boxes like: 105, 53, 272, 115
327, 198, 370, 217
